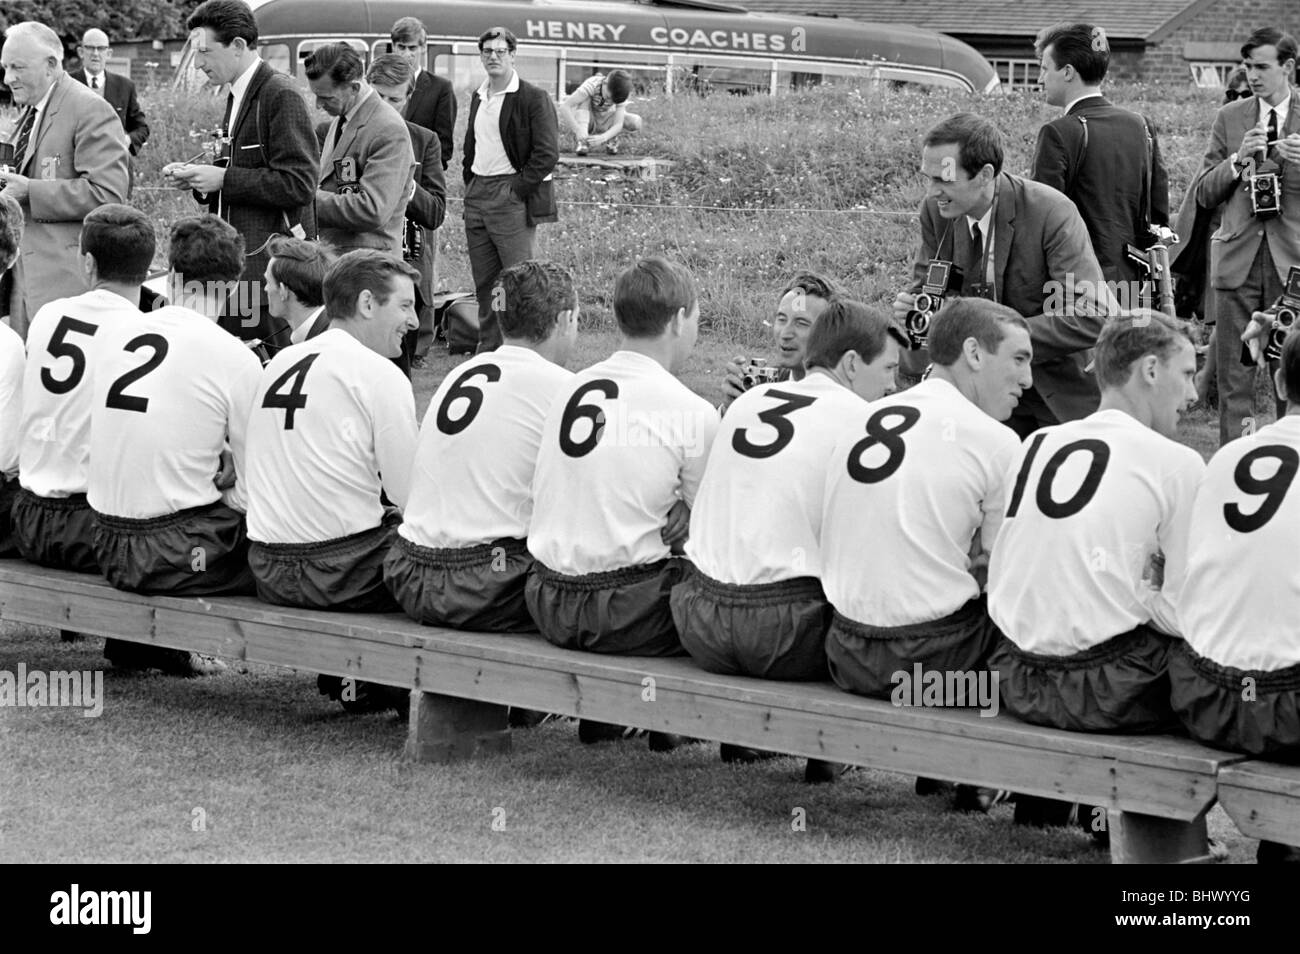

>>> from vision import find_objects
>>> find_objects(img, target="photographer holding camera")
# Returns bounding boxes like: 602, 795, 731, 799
1192, 27, 1300, 445
893, 113, 1114, 438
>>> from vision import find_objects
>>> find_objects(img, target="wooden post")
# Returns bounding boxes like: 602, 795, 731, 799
404, 690, 511, 764
1109, 811, 1211, 864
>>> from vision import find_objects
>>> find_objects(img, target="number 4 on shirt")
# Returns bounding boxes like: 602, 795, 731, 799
262, 353, 320, 429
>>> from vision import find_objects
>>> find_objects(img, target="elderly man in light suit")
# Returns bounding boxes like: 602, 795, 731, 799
1191, 26, 1300, 446
0, 21, 129, 337
305, 42, 414, 258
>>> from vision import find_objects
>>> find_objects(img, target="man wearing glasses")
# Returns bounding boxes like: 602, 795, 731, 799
462, 27, 559, 352
70, 30, 150, 160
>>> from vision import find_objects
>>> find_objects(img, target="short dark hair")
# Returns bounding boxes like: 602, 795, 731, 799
367, 52, 414, 90
391, 16, 426, 45
1241, 27, 1299, 69
323, 250, 420, 319
613, 257, 697, 337
0, 192, 23, 273
267, 237, 334, 308
1281, 328, 1300, 407
805, 299, 908, 371
928, 299, 1030, 366
168, 215, 242, 285
81, 204, 155, 285
606, 69, 632, 103
304, 42, 365, 85
1035, 22, 1109, 85
1094, 309, 1192, 389
492, 261, 577, 342
186, 0, 258, 47
781, 271, 839, 302
478, 27, 517, 53
924, 112, 1004, 178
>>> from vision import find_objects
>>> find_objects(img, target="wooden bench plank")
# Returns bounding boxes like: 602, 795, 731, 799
1217, 762, 1300, 847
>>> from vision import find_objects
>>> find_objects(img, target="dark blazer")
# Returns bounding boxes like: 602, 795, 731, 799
315, 90, 414, 256
1192, 89, 1300, 290
405, 69, 456, 170
406, 121, 446, 232
303, 308, 331, 341
912, 172, 1110, 424
462, 76, 559, 226
70, 68, 149, 155
1032, 95, 1170, 285
198, 60, 318, 294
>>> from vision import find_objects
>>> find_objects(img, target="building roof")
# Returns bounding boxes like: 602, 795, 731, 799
740, 0, 1214, 42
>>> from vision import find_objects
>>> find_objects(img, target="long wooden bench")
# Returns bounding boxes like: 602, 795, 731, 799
0, 563, 1262, 864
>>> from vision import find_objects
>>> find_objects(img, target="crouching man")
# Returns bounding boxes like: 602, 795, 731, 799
244, 250, 419, 711
385, 261, 577, 631
822, 300, 1030, 809
1172, 329, 1300, 863
527, 257, 720, 749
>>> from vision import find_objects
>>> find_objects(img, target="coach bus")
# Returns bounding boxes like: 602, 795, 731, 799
186, 0, 1000, 96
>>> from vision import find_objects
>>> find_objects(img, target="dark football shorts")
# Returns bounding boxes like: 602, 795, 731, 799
93, 500, 255, 596
826, 596, 1001, 699
1170, 641, 1300, 759
250, 516, 400, 613
384, 535, 535, 632
990, 622, 1176, 733
670, 569, 830, 680
12, 488, 100, 573
525, 558, 686, 656
0, 476, 21, 558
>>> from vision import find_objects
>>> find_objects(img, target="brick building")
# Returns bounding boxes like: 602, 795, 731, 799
742, 0, 1298, 88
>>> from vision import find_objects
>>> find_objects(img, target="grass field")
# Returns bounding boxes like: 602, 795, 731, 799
0, 79, 1277, 864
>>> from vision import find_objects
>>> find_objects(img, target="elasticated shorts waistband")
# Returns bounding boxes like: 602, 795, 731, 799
534, 558, 672, 591
830, 597, 987, 643
251, 521, 391, 560
394, 534, 529, 568
1000, 623, 1165, 671
17, 488, 91, 512
94, 500, 231, 534
693, 571, 824, 607
1177, 641, 1300, 693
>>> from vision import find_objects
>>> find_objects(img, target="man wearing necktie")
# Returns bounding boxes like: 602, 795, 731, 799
70, 30, 150, 159
305, 43, 414, 258
0, 21, 128, 338
894, 112, 1113, 438
162, 0, 319, 357
1190, 27, 1300, 446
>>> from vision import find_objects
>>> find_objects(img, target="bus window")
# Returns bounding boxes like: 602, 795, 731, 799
263, 43, 291, 75
296, 38, 369, 75
441, 46, 561, 98
564, 53, 668, 95
673, 54, 775, 96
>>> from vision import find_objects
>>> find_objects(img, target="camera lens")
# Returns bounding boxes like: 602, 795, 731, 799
1277, 307, 1296, 329
913, 293, 933, 313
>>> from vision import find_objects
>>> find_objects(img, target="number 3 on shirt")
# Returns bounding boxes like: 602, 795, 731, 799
262, 353, 320, 429
732, 389, 817, 459
1006, 434, 1110, 519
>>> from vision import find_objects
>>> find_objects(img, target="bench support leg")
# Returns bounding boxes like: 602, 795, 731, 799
1109, 811, 1209, 864
403, 691, 511, 764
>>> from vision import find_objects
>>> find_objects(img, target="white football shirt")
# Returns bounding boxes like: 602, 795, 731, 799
20, 290, 139, 497
822, 377, 1022, 626
529, 350, 720, 575
686, 372, 864, 585
988, 409, 1205, 655
400, 345, 573, 549
245, 328, 417, 544
86, 305, 262, 519
0, 322, 24, 478
1178, 415, 1300, 671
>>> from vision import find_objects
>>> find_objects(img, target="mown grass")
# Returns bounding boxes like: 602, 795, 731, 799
9, 78, 1264, 864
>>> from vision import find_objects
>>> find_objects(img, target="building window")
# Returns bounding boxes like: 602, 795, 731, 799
988, 58, 1039, 90
1189, 63, 1240, 88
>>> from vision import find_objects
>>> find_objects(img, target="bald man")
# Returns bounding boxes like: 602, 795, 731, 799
70, 29, 150, 158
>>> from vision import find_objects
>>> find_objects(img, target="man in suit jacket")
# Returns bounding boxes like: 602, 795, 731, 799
463, 27, 559, 352
894, 112, 1114, 437
306, 43, 414, 259
368, 54, 447, 362
263, 236, 333, 345
70, 29, 149, 156
0, 22, 129, 338
391, 16, 456, 170
163, 0, 318, 356
1189, 26, 1300, 445
1032, 23, 1169, 287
